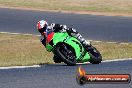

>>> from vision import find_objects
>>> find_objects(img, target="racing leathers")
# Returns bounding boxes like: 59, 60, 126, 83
40, 23, 91, 51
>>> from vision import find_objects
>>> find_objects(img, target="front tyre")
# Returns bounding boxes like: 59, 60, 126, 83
88, 46, 102, 64
55, 43, 76, 66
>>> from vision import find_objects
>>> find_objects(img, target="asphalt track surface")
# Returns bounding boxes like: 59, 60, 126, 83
0, 60, 131, 88
0, 8, 132, 42
0, 8, 132, 88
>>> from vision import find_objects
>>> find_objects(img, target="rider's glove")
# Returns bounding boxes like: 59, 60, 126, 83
50, 23, 55, 28
61, 25, 67, 29
70, 28, 77, 33
51, 23, 63, 32
60, 25, 67, 32
66, 28, 78, 36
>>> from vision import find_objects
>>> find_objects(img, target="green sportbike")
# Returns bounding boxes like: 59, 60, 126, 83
44, 29, 102, 66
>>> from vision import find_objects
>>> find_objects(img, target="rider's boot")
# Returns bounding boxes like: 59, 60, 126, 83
68, 29, 94, 52
81, 40, 94, 52
76, 33, 94, 52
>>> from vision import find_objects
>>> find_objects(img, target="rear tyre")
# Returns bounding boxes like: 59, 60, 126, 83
55, 43, 76, 66
53, 55, 62, 63
88, 46, 102, 64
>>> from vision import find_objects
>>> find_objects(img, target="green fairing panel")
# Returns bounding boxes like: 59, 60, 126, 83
65, 37, 81, 58
82, 53, 91, 62
65, 37, 91, 62
45, 32, 68, 52
53, 32, 69, 45
51, 32, 91, 62
46, 45, 53, 52
53, 32, 80, 58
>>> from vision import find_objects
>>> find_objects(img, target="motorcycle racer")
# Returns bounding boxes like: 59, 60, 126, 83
37, 20, 92, 52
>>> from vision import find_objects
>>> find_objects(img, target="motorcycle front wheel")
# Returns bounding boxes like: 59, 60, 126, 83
88, 46, 102, 64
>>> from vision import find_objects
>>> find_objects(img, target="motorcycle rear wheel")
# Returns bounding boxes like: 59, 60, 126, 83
53, 55, 62, 63
55, 43, 76, 66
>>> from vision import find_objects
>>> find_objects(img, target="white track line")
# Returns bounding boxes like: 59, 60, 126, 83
0, 32, 36, 36
0, 65, 40, 69
102, 58, 132, 62
0, 32, 132, 69
0, 58, 131, 69
0, 32, 131, 44
77, 58, 132, 65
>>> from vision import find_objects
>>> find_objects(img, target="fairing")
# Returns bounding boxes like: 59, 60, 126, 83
45, 31, 91, 63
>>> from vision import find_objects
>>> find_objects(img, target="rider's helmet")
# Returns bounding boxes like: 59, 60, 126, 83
37, 20, 48, 33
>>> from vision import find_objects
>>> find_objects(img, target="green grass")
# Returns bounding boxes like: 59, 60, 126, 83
0, 0, 132, 14
0, 33, 131, 67
92, 42, 132, 60
0, 33, 54, 67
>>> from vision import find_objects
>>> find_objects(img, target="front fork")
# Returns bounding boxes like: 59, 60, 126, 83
78, 49, 87, 62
